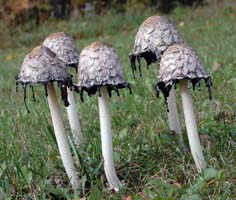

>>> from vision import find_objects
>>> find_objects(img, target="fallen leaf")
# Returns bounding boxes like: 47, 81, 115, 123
212, 61, 223, 72
179, 21, 185, 27
123, 195, 132, 200
6, 53, 13, 61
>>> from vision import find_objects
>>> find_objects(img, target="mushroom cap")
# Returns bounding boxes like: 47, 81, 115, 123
16, 45, 72, 84
156, 43, 212, 100
129, 15, 183, 76
16, 45, 73, 108
42, 32, 79, 67
77, 41, 131, 97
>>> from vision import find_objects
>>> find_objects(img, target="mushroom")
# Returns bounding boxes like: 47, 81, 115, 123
155, 43, 212, 171
43, 32, 83, 146
76, 41, 131, 191
129, 15, 183, 77
16, 45, 79, 188
129, 15, 185, 148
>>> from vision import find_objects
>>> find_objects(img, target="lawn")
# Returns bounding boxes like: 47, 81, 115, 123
0, 1, 236, 199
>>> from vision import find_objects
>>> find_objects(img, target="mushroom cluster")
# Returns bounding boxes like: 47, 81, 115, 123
16, 38, 131, 191
129, 15, 185, 150
16, 32, 84, 188
130, 15, 212, 171
15, 14, 212, 194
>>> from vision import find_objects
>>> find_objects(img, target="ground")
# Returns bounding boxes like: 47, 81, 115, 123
0, 1, 236, 199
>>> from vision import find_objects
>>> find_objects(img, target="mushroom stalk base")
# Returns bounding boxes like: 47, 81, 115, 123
98, 86, 121, 191
167, 88, 186, 151
66, 88, 83, 146
180, 80, 206, 171
47, 84, 79, 189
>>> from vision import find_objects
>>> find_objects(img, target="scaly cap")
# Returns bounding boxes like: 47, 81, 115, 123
129, 15, 183, 76
16, 45, 73, 110
76, 41, 131, 100
43, 32, 79, 69
155, 43, 212, 103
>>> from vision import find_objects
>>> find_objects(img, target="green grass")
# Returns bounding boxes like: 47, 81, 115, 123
0, 1, 236, 199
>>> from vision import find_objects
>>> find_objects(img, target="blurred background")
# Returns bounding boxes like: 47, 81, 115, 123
0, 0, 206, 27
0, 0, 225, 50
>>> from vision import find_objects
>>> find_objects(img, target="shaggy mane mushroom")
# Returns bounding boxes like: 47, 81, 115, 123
16, 45, 79, 188
156, 43, 212, 171
129, 15, 185, 149
129, 15, 183, 77
43, 32, 83, 146
76, 41, 131, 191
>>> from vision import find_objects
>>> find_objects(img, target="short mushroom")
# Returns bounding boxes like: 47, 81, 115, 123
76, 41, 131, 191
16, 45, 79, 188
129, 15, 185, 148
43, 32, 83, 146
155, 43, 212, 171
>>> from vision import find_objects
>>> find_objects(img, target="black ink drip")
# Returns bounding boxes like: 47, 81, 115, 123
23, 84, 30, 113
130, 55, 136, 79
59, 84, 70, 107
156, 77, 213, 112
31, 85, 36, 101
16, 82, 19, 93
137, 56, 142, 77
98, 86, 101, 97
107, 87, 112, 98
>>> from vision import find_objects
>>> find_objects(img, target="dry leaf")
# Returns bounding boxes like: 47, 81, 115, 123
179, 21, 185, 27
212, 61, 223, 72
123, 195, 132, 200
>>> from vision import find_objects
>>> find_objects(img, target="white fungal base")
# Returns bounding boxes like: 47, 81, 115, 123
167, 88, 186, 151
98, 86, 122, 191
66, 88, 83, 146
47, 84, 79, 189
180, 80, 206, 171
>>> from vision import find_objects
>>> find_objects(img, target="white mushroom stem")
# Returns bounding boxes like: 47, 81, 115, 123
167, 88, 186, 150
66, 87, 83, 146
98, 86, 121, 191
47, 84, 79, 189
180, 80, 206, 171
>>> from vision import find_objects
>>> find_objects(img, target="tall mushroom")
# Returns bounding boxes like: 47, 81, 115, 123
129, 15, 185, 147
43, 32, 83, 146
155, 43, 212, 171
16, 45, 79, 188
76, 41, 131, 191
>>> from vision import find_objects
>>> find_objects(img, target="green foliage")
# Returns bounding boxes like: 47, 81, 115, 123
88, 185, 103, 200
0, 0, 236, 199
171, 6, 189, 21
